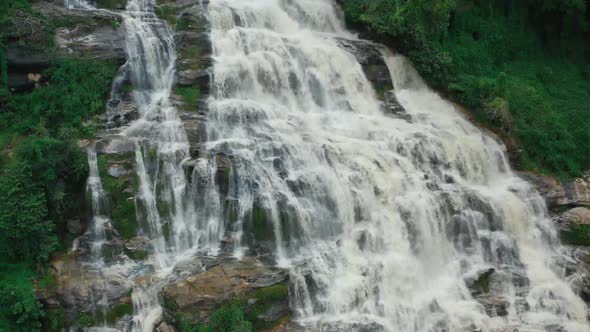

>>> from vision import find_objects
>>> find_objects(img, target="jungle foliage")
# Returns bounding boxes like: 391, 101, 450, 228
0, 2, 117, 327
344, 0, 590, 177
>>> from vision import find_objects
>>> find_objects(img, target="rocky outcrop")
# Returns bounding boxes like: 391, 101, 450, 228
335, 37, 393, 100
383, 90, 411, 121
161, 257, 290, 327
558, 207, 590, 230
519, 171, 590, 210
6, 2, 126, 91
40, 253, 133, 322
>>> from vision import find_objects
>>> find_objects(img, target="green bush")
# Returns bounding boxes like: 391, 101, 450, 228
3, 59, 117, 138
0, 159, 57, 264
179, 304, 252, 332
0, 264, 44, 332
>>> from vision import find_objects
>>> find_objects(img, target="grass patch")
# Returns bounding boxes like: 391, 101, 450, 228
561, 224, 590, 246
174, 86, 201, 111
250, 205, 274, 242
98, 154, 138, 240
105, 302, 133, 325
155, 5, 179, 26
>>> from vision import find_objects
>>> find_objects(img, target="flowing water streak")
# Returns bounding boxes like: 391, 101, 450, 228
86, 146, 109, 265
120, 0, 219, 329
208, 0, 589, 331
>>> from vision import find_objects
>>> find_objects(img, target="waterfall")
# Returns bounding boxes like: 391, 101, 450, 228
77, 0, 590, 330
86, 146, 109, 266
207, 0, 590, 331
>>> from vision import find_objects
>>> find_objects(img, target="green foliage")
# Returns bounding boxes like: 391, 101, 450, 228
95, 0, 127, 10
251, 205, 274, 241
98, 155, 138, 239
246, 284, 290, 330
174, 85, 201, 111
155, 5, 180, 26
104, 302, 133, 325
0, 264, 44, 332
75, 313, 96, 328
0, 159, 57, 264
3, 59, 117, 138
179, 304, 252, 332
343, 0, 590, 177
0, 0, 53, 50
561, 224, 590, 246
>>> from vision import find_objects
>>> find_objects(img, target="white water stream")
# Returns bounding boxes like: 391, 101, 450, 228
80, 0, 590, 331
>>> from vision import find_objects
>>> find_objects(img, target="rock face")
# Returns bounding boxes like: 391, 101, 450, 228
161, 257, 290, 326
558, 207, 590, 230
6, 2, 126, 91
519, 171, 590, 210
334, 37, 393, 99
44, 254, 133, 321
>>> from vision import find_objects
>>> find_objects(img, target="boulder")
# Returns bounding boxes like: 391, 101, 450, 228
107, 163, 134, 178
123, 236, 152, 260
177, 69, 210, 89
334, 37, 393, 98
171, 256, 204, 279
156, 321, 177, 332
558, 207, 590, 230
161, 257, 289, 325
107, 99, 140, 129
50, 254, 133, 319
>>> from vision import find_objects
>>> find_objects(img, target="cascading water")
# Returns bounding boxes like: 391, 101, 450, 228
207, 0, 590, 331
86, 146, 109, 265
79, 0, 590, 330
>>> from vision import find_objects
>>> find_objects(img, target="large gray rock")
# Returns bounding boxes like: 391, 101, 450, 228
161, 257, 289, 324
334, 37, 393, 98
49, 254, 133, 320
6, 2, 126, 90
123, 236, 152, 260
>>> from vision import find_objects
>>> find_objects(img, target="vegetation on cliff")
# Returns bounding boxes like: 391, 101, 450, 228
0, 2, 118, 330
343, 0, 590, 177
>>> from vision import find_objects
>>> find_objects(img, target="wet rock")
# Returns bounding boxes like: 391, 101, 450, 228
321, 322, 386, 332
107, 99, 140, 128
39, 2, 126, 62
334, 37, 393, 98
215, 153, 232, 197
67, 218, 83, 235
114, 314, 133, 332
480, 296, 510, 317
95, 135, 136, 155
156, 321, 177, 332
161, 257, 289, 324
558, 207, 590, 230
182, 115, 206, 151
255, 300, 290, 322
123, 236, 151, 261
50, 254, 133, 318
108, 163, 134, 178
178, 69, 210, 88
171, 257, 204, 279
383, 90, 411, 121
519, 171, 590, 209
55, 24, 126, 63
175, 31, 211, 55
